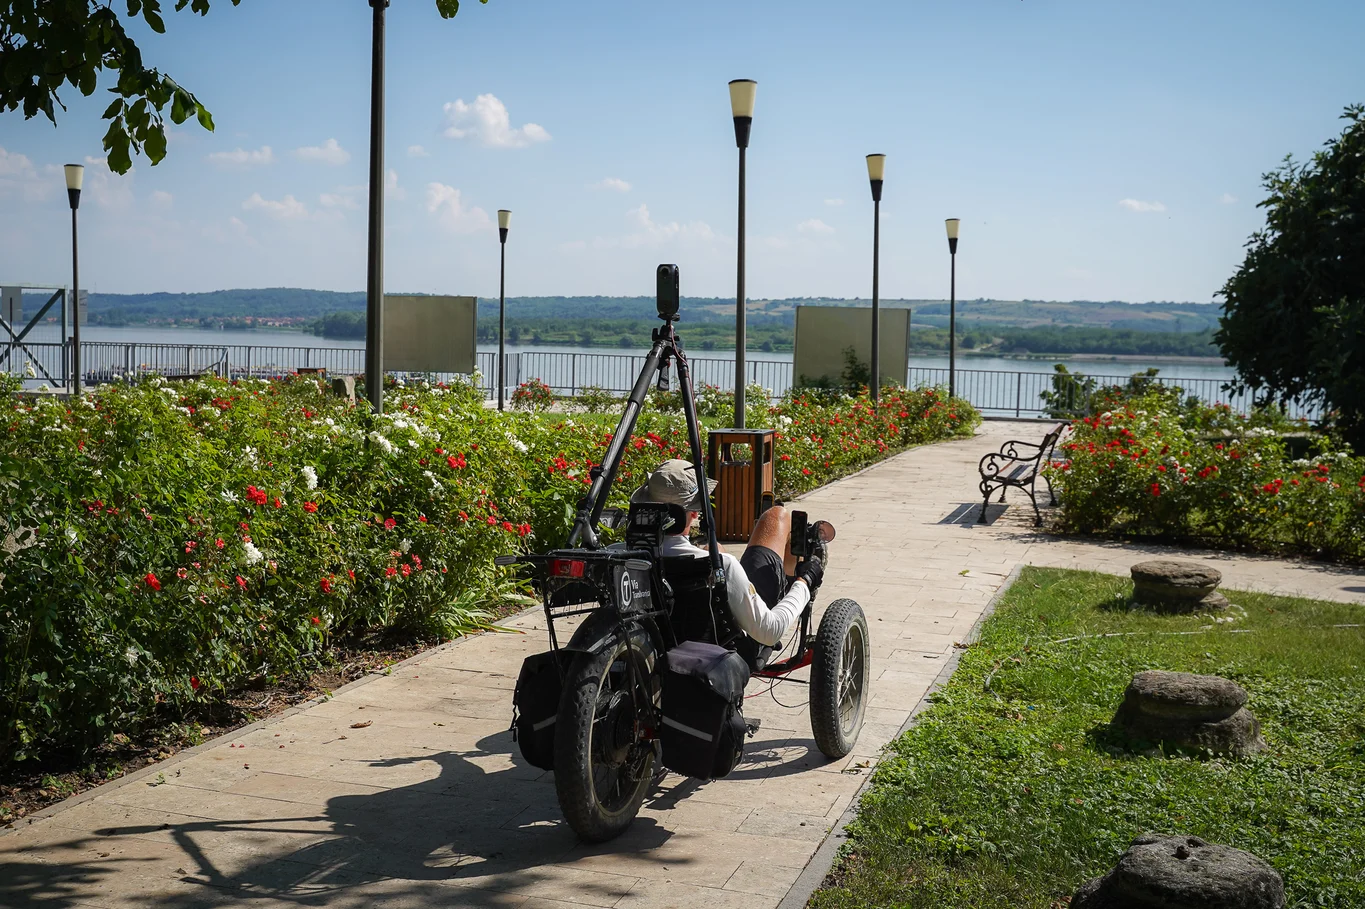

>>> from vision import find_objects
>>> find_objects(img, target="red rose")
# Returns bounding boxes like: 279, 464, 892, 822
401, 563, 411, 577
418, 515, 427, 523
272, 497, 282, 508
145, 572, 161, 591
319, 578, 332, 594
303, 501, 318, 513
486, 516, 497, 525
246, 485, 268, 505
384, 517, 397, 531
236, 575, 247, 589
190, 676, 201, 691
347, 569, 356, 580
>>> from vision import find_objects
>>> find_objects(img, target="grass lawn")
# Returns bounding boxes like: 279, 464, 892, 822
812, 567, 1365, 909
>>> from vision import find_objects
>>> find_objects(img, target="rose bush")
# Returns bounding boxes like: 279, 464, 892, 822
1050, 387, 1365, 560
1, 374, 976, 763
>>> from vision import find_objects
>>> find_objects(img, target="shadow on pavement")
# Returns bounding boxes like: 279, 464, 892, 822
0, 730, 673, 908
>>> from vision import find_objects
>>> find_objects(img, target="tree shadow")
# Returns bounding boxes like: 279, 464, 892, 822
1, 730, 673, 908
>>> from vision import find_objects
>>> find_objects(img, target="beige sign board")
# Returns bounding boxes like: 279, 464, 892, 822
793, 305, 911, 387
382, 295, 477, 373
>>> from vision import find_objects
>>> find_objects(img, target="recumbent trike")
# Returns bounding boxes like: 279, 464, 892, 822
500, 265, 871, 842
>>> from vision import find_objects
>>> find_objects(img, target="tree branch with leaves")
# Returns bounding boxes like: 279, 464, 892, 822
0, 0, 482, 174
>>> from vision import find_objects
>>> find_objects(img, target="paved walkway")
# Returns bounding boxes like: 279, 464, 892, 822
4, 421, 1362, 909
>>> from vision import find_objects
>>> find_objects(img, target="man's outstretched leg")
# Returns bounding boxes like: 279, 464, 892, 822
740, 505, 792, 609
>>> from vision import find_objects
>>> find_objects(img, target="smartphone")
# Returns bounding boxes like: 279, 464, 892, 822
789, 510, 810, 559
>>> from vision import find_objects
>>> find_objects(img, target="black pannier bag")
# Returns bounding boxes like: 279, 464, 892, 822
660, 640, 751, 779
512, 650, 566, 771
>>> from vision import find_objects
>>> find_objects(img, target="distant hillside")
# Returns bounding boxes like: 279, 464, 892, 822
87, 288, 1222, 333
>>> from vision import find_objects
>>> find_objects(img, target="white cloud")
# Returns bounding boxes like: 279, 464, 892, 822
319, 187, 363, 210
591, 177, 631, 192
151, 190, 174, 209
594, 203, 717, 249
386, 169, 406, 201
425, 182, 492, 233
0, 147, 34, 178
824, 198, 845, 207
1219, 193, 1238, 205
796, 218, 835, 235
407, 145, 430, 158
207, 146, 274, 168
243, 192, 308, 220
442, 94, 550, 148
1118, 198, 1166, 213
0, 147, 51, 201
82, 156, 134, 210
293, 139, 351, 166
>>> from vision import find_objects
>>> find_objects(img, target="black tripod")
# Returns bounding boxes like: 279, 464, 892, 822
567, 266, 724, 584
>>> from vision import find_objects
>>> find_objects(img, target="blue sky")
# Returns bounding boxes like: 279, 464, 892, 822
1, 0, 1362, 303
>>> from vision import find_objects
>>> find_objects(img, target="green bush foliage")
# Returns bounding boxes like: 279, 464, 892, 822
0, 376, 977, 763
1050, 388, 1365, 560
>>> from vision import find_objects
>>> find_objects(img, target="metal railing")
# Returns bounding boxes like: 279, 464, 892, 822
3, 339, 1319, 421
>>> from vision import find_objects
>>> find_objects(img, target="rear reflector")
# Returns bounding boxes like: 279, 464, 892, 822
551, 559, 586, 578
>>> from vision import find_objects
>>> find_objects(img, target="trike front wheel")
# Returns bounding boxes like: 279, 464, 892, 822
809, 598, 870, 758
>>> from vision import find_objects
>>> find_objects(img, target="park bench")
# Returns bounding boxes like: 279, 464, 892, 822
977, 422, 1067, 526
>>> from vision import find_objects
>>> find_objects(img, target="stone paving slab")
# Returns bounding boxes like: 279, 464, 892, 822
4, 420, 1362, 909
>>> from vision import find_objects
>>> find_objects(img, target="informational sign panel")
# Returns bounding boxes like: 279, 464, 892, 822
381, 294, 476, 373
77, 289, 87, 326
793, 305, 911, 388
1, 287, 20, 325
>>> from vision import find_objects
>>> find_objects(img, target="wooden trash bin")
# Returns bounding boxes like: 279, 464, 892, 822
706, 428, 776, 542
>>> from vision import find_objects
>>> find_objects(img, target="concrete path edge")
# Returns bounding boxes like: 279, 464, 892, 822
776, 562, 1026, 909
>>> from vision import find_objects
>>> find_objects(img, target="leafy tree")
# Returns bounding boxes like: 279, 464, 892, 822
1216, 105, 1365, 446
1, 0, 482, 174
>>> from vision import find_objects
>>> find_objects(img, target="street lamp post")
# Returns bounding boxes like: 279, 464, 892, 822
866, 154, 885, 403
64, 163, 84, 394
497, 209, 511, 411
364, 0, 389, 414
945, 218, 960, 399
729, 78, 756, 428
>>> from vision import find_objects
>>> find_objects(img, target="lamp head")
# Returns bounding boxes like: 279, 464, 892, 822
945, 218, 960, 253
498, 209, 511, 242
64, 163, 84, 210
729, 79, 756, 148
866, 154, 885, 202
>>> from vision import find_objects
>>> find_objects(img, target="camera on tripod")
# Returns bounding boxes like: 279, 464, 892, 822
656, 264, 679, 320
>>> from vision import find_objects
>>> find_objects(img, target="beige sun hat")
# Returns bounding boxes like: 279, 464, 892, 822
629, 458, 718, 511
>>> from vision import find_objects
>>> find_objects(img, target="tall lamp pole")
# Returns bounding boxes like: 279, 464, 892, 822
364, 0, 389, 414
729, 79, 756, 428
945, 218, 960, 399
497, 209, 511, 411
866, 154, 886, 403
64, 163, 84, 394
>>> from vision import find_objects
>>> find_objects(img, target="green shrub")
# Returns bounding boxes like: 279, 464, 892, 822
1051, 390, 1365, 559
0, 376, 977, 763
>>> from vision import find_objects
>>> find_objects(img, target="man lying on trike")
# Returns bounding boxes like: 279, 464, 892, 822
501, 265, 871, 842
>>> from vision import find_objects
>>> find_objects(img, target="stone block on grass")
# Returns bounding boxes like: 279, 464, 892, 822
1072, 833, 1285, 909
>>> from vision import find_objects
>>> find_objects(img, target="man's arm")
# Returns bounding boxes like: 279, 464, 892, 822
722, 554, 810, 647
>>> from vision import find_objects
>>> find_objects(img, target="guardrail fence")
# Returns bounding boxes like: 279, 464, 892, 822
3, 339, 1317, 421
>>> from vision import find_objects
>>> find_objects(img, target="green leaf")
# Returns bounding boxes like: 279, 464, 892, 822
196, 103, 215, 132
435, 0, 461, 18
144, 126, 168, 164
103, 120, 134, 174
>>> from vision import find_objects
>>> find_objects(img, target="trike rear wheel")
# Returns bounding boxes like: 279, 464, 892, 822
809, 598, 870, 758
554, 631, 660, 843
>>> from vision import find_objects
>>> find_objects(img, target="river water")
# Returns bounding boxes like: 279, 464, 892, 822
46, 325, 1234, 383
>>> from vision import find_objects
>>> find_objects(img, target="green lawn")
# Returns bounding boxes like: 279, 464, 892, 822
812, 567, 1365, 909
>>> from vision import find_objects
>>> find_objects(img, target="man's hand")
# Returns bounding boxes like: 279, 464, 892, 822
797, 551, 825, 591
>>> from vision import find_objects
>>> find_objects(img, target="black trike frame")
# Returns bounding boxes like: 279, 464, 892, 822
502, 304, 818, 709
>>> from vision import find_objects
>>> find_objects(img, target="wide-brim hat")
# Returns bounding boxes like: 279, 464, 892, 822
629, 458, 718, 512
